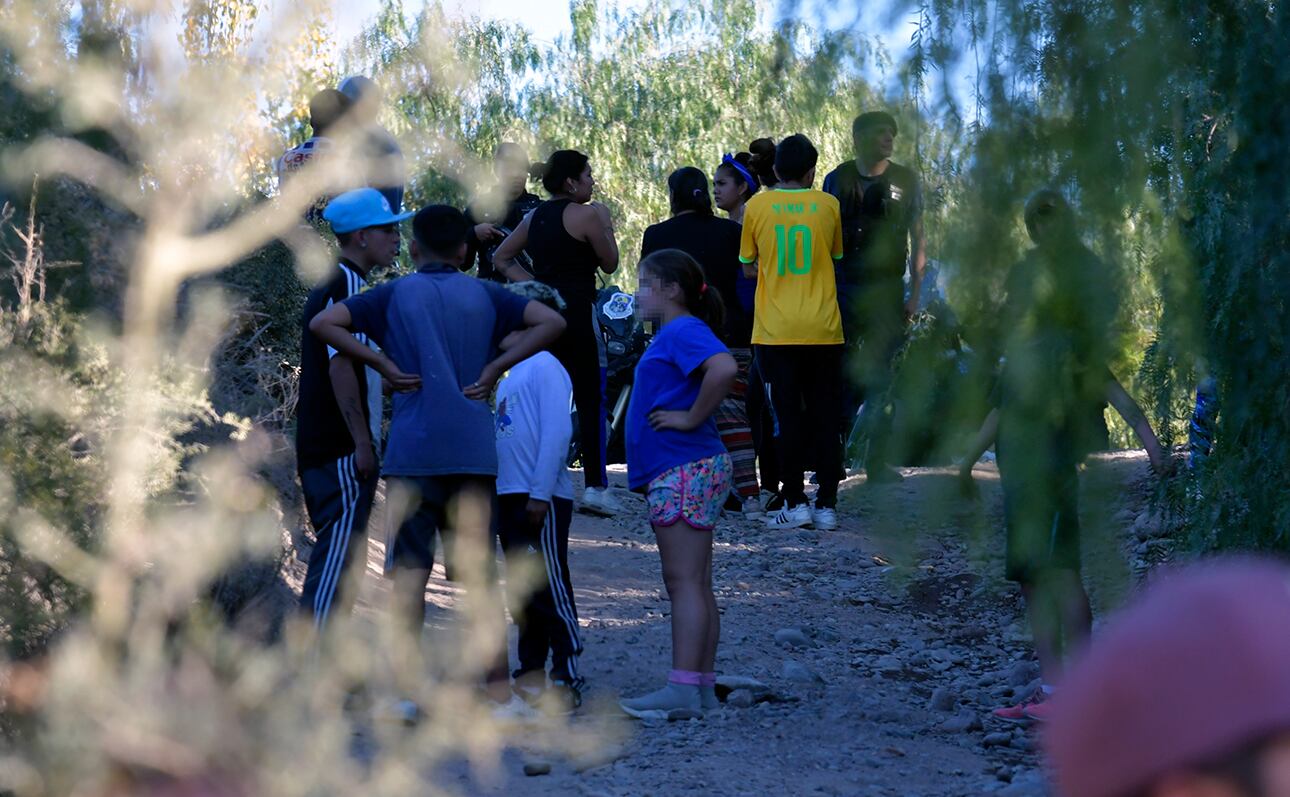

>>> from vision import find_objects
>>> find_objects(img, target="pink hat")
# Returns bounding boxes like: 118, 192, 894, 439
1046, 558, 1290, 797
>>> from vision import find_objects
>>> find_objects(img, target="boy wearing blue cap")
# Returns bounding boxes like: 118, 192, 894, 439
310, 204, 567, 715
296, 188, 414, 630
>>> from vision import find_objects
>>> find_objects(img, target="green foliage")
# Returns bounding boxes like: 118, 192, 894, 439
0, 300, 103, 658
210, 239, 308, 430
904, 0, 1290, 551
344, 0, 931, 283
0, 205, 233, 660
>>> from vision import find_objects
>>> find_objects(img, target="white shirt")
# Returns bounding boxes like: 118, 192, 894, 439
494, 352, 574, 501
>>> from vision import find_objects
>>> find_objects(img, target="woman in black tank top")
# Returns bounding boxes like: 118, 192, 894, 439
492, 150, 622, 507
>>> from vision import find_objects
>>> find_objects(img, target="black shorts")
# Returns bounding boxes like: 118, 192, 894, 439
998, 436, 1082, 584
384, 475, 497, 576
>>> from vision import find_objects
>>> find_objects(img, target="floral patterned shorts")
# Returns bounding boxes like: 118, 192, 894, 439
646, 454, 734, 531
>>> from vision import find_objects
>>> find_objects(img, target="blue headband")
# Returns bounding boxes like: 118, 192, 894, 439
721, 153, 759, 191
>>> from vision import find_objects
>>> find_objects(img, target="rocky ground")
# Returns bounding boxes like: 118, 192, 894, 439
335, 451, 1170, 796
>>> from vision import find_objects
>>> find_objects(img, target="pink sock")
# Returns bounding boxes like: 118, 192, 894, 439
668, 669, 703, 686
700, 672, 717, 687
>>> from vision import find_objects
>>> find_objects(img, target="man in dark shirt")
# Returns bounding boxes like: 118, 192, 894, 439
296, 188, 412, 629
823, 111, 928, 482
464, 142, 542, 282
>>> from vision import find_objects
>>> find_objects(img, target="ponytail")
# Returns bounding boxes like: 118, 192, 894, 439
639, 249, 726, 337
667, 166, 713, 216
748, 137, 778, 189
537, 149, 590, 195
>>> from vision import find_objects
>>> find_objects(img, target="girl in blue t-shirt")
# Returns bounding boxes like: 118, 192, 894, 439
619, 249, 738, 719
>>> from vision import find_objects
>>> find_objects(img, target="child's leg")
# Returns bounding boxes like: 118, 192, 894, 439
445, 478, 511, 703
1052, 469, 1092, 661
701, 538, 719, 674
1020, 576, 1066, 683
384, 478, 441, 655
299, 455, 377, 630
544, 497, 585, 688
1056, 568, 1093, 662
654, 521, 715, 672
802, 345, 846, 508
758, 346, 809, 505
748, 353, 782, 495
497, 493, 549, 679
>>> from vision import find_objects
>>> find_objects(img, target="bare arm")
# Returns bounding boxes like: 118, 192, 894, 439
329, 356, 376, 479
492, 213, 534, 282
741, 260, 758, 279
905, 216, 928, 317
309, 303, 421, 391
462, 300, 567, 400
1105, 377, 1165, 473
578, 202, 619, 274
649, 352, 738, 432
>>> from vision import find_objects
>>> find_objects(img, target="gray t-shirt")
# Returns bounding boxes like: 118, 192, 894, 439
343, 263, 529, 476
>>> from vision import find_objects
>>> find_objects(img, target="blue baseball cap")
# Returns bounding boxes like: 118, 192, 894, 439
323, 188, 414, 234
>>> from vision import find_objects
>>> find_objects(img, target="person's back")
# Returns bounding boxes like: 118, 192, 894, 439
737, 133, 846, 532
494, 347, 585, 704
641, 213, 750, 348
527, 198, 601, 307
740, 187, 844, 345
344, 264, 528, 476
496, 350, 575, 499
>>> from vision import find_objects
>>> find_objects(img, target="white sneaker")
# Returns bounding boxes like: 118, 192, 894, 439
812, 507, 838, 531
765, 503, 813, 530
490, 694, 542, 724
581, 486, 623, 517
741, 497, 765, 520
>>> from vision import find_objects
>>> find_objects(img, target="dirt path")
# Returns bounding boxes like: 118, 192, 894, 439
345, 453, 1160, 796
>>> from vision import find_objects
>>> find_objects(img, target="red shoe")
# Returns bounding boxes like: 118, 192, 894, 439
1022, 698, 1053, 722
992, 690, 1047, 722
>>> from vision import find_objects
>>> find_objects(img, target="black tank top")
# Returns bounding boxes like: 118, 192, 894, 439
527, 198, 601, 309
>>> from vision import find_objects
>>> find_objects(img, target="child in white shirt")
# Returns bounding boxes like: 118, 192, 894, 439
495, 285, 584, 711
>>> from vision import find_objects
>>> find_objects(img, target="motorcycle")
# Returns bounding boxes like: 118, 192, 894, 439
567, 285, 651, 467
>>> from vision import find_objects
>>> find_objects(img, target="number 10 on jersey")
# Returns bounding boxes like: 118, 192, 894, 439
775, 224, 813, 275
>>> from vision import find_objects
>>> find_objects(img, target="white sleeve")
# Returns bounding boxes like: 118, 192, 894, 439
528, 367, 574, 502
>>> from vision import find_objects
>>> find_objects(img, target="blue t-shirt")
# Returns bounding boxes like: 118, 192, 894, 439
626, 315, 730, 490
342, 263, 529, 477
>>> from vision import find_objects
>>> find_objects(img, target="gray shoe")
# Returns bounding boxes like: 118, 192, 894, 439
619, 682, 702, 720
700, 685, 720, 711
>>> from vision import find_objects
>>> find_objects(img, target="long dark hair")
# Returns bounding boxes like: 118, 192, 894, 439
534, 149, 590, 195
667, 166, 713, 216
639, 248, 726, 336
748, 137, 778, 188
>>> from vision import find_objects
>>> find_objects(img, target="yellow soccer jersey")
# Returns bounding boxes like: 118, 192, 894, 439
739, 188, 845, 345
